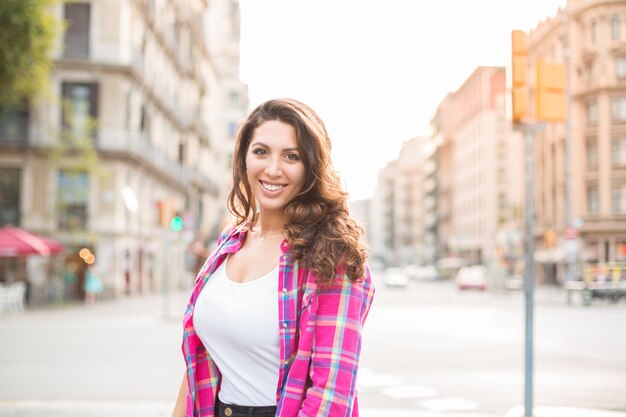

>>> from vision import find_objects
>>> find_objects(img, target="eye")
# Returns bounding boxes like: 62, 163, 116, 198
285, 152, 300, 161
252, 148, 268, 156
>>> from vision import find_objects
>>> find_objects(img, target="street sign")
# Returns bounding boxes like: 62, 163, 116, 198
564, 226, 578, 240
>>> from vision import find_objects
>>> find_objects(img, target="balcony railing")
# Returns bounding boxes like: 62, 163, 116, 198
0, 110, 30, 146
583, 214, 626, 232
63, 32, 89, 59
96, 129, 216, 193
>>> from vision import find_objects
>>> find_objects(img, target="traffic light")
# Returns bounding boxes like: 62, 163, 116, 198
169, 213, 184, 232
511, 30, 529, 122
158, 199, 173, 227
535, 59, 567, 122
544, 229, 557, 249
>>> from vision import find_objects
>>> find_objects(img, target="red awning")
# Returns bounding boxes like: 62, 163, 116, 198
0, 226, 65, 257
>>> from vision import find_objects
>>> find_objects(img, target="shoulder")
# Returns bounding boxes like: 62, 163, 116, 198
216, 223, 248, 246
216, 224, 235, 245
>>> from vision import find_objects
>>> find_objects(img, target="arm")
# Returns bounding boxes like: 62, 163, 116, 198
299, 269, 375, 417
171, 373, 187, 417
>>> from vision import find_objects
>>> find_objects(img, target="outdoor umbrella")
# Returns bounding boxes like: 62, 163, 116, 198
0, 226, 64, 257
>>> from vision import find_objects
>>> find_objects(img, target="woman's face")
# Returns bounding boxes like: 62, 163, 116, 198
245, 119, 306, 214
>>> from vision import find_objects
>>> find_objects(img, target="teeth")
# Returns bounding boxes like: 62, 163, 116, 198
262, 182, 286, 191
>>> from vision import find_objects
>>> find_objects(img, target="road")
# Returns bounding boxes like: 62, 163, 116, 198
0, 275, 625, 417
360, 275, 626, 416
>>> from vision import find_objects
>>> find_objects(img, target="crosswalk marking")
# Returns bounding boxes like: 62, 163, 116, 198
418, 397, 480, 412
381, 385, 438, 399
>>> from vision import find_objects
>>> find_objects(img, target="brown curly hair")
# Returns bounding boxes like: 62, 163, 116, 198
227, 98, 368, 284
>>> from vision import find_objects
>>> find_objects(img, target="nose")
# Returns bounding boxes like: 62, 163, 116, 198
265, 157, 283, 177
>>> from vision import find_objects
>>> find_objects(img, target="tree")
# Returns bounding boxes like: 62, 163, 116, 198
49, 100, 107, 176
0, 0, 60, 108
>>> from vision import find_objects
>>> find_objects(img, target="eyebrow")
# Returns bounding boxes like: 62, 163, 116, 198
250, 141, 299, 152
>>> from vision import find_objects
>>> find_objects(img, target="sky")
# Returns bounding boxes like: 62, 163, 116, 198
238, 0, 567, 200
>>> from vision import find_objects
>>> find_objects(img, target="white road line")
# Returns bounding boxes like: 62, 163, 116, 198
381, 385, 438, 399
357, 368, 404, 387
417, 397, 480, 412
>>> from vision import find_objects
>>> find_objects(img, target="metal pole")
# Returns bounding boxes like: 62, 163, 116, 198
524, 126, 535, 417
162, 229, 170, 319
564, 0, 575, 283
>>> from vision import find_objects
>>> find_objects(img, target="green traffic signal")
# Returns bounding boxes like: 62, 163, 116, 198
169, 215, 184, 231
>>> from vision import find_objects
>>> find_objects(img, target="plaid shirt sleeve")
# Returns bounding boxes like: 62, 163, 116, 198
298, 266, 375, 417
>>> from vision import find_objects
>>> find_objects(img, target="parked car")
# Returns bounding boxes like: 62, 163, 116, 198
504, 274, 523, 290
406, 265, 439, 281
454, 265, 488, 290
437, 257, 467, 280
383, 267, 410, 288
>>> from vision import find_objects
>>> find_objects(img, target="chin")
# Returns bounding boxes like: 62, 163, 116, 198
257, 200, 290, 212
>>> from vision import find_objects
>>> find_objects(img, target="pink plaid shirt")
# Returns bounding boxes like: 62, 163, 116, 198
181, 225, 375, 417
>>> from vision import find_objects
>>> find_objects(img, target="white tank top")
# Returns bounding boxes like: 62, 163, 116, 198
193, 256, 280, 406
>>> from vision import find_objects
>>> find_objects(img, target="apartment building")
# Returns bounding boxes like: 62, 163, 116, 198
369, 137, 432, 267
429, 67, 524, 281
0, 0, 247, 302
528, 0, 626, 275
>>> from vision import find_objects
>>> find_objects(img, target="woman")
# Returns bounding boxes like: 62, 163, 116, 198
84, 264, 103, 305
172, 98, 375, 417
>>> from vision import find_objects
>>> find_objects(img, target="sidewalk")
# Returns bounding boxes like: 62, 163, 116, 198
493, 282, 626, 308
503, 405, 626, 417
1, 401, 624, 417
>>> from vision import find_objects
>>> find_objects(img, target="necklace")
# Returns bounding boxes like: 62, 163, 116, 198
258, 231, 283, 241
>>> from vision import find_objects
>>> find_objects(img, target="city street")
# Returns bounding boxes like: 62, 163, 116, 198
0, 276, 625, 417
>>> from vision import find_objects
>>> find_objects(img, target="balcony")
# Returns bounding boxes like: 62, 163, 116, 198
0, 110, 30, 146
582, 214, 626, 234
96, 129, 216, 193
63, 32, 89, 59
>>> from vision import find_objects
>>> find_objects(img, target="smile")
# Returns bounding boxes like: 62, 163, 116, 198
260, 181, 287, 192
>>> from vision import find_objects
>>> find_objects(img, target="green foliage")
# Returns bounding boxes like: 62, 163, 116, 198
0, 0, 60, 108
48, 100, 108, 177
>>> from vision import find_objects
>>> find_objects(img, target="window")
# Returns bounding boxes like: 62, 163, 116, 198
612, 16, 621, 41
178, 139, 185, 164
612, 96, 626, 122
58, 170, 88, 230
229, 121, 238, 138
0, 168, 20, 226
498, 193, 507, 210
585, 62, 594, 81
587, 139, 598, 168
591, 21, 597, 44
62, 82, 99, 141
587, 185, 599, 215
229, 91, 240, 109
616, 57, 626, 79
125, 91, 132, 130
612, 183, 626, 213
586, 101, 598, 125
612, 137, 626, 166
140, 105, 150, 137
63, 3, 90, 58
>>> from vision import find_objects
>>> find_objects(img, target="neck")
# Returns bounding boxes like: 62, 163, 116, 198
254, 210, 286, 235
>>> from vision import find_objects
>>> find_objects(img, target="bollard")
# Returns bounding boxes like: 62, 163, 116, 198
582, 287, 592, 306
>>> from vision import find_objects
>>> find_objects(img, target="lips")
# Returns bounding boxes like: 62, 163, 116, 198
260, 181, 287, 192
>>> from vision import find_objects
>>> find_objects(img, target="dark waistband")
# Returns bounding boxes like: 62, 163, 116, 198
216, 397, 277, 417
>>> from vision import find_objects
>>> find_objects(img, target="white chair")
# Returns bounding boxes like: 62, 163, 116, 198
0, 282, 26, 314
0, 284, 8, 315
10, 281, 26, 312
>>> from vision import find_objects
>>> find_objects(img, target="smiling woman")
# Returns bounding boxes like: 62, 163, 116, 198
171, 98, 375, 417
